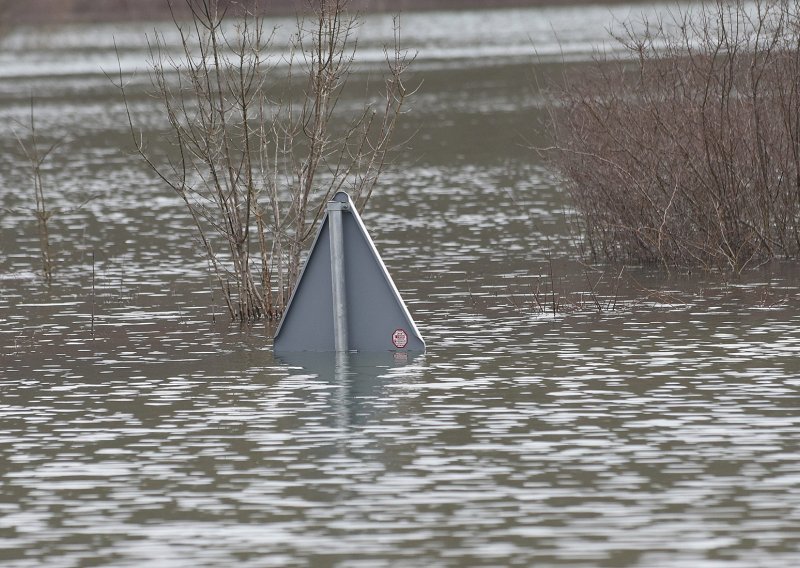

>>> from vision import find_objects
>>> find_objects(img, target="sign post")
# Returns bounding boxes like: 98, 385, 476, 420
328, 199, 349, 352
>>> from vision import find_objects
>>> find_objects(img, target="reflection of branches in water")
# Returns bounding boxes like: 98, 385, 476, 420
500, 262, 794, 316
480, 261, 689, 316
512, 262, 637, 316
1, 328, 39, 359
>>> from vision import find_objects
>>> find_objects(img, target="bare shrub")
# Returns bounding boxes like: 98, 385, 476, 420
117, 0, 413, 321
15, 99, 58, 283
545, 0, 800, 271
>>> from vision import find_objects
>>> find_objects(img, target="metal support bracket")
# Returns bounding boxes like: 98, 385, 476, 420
327, 200, 349, 352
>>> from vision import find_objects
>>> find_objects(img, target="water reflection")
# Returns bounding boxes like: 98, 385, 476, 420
2, 3, 800, 567
3, 304, 800, 566
277, 352, 426, 428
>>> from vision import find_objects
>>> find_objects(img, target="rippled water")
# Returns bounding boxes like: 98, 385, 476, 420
2, 4, 800, 567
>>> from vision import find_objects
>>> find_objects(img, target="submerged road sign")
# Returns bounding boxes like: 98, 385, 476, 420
273, 192, 425, 353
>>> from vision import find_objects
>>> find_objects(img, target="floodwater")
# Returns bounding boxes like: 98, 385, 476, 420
2, 4, 800, 567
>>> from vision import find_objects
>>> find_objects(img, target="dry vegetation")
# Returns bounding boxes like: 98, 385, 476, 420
546, 0, 800, 272
117, 0, 414, 322
14, 101, 58, 283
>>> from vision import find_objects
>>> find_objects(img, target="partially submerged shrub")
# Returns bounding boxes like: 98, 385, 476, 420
546, 0, 800, 271
118, 0, 413, 321
15, 99, 58, 283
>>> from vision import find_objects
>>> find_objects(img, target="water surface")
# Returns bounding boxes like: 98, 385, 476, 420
2, 4, 800, 567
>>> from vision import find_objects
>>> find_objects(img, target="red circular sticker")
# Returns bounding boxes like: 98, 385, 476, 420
392, 328, 409, 349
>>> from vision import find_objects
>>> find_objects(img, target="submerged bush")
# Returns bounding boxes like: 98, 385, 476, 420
118, 0, 413, 321
547, 0, 800, 271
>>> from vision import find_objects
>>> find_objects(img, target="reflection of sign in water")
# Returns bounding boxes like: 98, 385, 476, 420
392, 328, 409, 349
273, 192, 425, 353
275, 351, 425, 427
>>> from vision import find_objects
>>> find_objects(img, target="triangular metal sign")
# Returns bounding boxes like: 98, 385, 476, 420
273, 192, 425, 353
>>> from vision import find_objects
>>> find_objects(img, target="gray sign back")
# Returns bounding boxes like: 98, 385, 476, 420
273, 192, 425, 352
